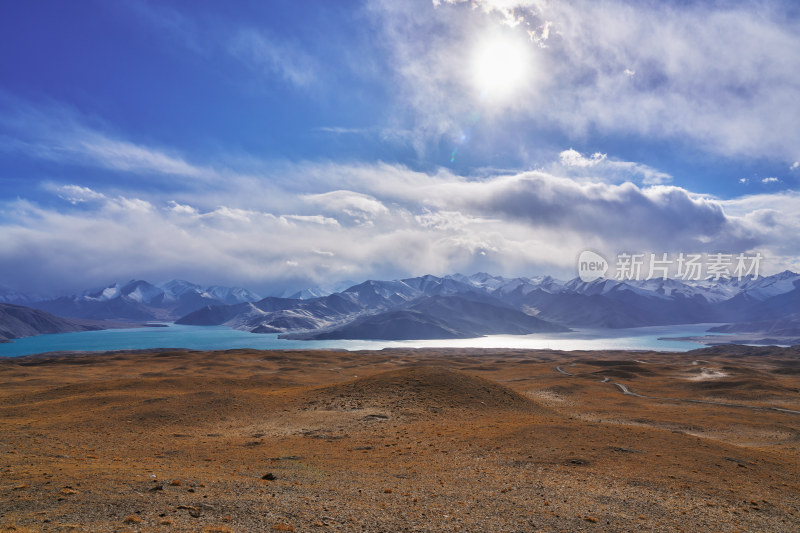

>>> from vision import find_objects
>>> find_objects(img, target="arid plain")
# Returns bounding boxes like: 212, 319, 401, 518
2, 346, 799, 532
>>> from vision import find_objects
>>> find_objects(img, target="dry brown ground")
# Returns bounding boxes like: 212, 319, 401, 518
1, 346, 799, 532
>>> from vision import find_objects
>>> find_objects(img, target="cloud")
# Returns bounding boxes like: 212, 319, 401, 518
559, 149, 607, 168
281, 214, 340, 226
304, 190, 389, 223
554, 149, 672, 185
122, 0, 206, 53
371, 0, 800, 161
762, 177, 780, 183
792, 162, 799, 170
167, 200, 198, 215
314, 126, 368, 135
719, 190, 800, 272
49, 184, 107, 204
229, 28, 317, 88
0, 95, 216, 180
1, 160, 793, 293
76, 135, 213, 178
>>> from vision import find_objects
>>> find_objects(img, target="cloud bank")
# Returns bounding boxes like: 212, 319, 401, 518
1, 158, 794, 294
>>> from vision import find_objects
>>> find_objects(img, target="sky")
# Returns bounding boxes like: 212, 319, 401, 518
0, 0, 799, 295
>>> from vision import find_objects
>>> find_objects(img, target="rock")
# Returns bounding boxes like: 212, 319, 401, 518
262, 473, 277, 480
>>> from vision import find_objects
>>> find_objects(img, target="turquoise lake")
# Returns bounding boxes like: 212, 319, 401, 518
0, 323, 730, 357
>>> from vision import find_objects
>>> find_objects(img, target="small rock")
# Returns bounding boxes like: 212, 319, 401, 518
262, 473, 277, 480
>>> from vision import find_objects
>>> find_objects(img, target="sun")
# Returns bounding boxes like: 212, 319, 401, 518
471, 35, 531, 102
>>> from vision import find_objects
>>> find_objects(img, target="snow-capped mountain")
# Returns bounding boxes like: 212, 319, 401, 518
21, 279, 262, 321
161, 280, 205, 299
206, 285, 262, 305
176, 270, 800, 339
3, 270, 797, 338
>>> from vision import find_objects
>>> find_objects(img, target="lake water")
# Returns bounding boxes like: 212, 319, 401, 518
0, 323, 729, 357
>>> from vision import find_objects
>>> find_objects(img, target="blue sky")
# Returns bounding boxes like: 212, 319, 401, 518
1, 0, 799, 294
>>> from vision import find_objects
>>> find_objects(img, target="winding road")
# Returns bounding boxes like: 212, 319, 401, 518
554, 365, 573, 376
554, 365, 800, 416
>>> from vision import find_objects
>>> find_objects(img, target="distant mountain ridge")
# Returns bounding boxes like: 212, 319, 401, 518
177, 270, 800, 340
2, 280, 262, 321
2, 270, 797, 342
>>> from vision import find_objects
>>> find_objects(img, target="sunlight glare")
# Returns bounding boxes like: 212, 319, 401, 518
472, 35, 531, 102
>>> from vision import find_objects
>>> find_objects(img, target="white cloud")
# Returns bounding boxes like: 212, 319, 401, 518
415, 209, 495, 230
0, 96, 217, 180
762, 177, 780, 183
791, 162, 799, 170
229, 29, 316, 88
50, 184, 107, 204
167, 200, 198, 215
739, 178, 749, 184
559, 149, 607, 168
77, 136, 211, 178
281, 214, 340, 226
1, 160, 793, 293
554, 149, 671, 185
719, 190, 800, 272
372, 0, 800, 161
304, 190, 389, 223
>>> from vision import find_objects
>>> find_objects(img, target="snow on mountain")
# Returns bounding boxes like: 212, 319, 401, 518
734, 270, 800, 300
564, 278, 661, 298
160, 280, 205, 299
5, 270, 799, 331
206, 285, 262, 304
271, 287, 331, 300
286, 288, 330, 300
683, 279, 746, 303
159, 280, 260, 305
80, 280, 164, 305
341, 279, 420, 306
120, 280, 164, 305
100, 285, 121, 300
13, 279, 262, 321
82, 283, 122, 302
464, 272, 509, 291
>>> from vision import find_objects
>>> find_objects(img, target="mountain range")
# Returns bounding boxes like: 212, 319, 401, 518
0, 280, 261, 322
176, 270, 800, 341
1, 270, 798, 342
